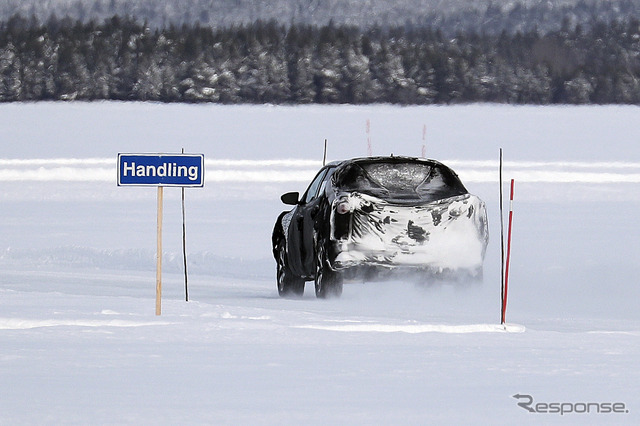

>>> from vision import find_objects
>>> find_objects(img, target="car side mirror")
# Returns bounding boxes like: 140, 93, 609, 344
281, 192, 300, 205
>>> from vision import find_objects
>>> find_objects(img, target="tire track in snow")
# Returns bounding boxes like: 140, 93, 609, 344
295, 323, 526, 333
1, 158, 640, 183
0, 318, 173, 330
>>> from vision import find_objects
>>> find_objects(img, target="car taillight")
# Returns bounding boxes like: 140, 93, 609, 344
333, 198, 352, 240
336, 201, 351, 215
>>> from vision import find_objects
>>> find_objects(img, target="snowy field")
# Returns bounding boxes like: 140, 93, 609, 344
1, 102, 639, 424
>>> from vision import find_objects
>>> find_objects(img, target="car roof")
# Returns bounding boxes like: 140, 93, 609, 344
326, 156, 451, 169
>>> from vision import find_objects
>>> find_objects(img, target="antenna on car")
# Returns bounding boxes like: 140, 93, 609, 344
323, 139, 328, 166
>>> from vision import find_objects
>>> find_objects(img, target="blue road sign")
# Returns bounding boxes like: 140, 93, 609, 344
118, 153, 205, 187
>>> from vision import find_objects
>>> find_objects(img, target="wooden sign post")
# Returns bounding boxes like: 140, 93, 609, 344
118, 153, 204, 315
156, 186, 163, 315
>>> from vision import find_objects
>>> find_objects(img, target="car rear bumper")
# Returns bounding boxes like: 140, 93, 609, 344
330, 194, 488, 272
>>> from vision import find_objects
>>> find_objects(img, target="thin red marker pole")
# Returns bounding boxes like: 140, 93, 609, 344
499, 149, 505, 324
501, 179, 515, 325
421, 124, 427, 158
366, 118, 372, 156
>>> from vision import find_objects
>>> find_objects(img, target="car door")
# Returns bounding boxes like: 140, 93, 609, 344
287, 167, 329, 277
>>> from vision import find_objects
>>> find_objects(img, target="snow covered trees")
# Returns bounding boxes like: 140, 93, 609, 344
1, 15, 640, 104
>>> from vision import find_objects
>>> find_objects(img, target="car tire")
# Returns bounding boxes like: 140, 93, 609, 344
314, 240, 343, 298
276, 241, 305, 297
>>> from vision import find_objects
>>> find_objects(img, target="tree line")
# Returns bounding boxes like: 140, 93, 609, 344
5, 0, 640, 36
2, 14, 640, 104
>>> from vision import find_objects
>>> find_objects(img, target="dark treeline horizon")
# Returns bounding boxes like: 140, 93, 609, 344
2, 13, 640, 104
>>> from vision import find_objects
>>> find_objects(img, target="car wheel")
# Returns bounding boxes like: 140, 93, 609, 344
276, 241, 305, 297
314, 240, 343, 298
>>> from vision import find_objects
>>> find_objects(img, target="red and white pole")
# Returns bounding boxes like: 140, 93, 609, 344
501, 179, 515, 325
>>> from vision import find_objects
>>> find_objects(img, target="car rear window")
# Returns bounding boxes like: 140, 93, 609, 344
333, 160, 468, 203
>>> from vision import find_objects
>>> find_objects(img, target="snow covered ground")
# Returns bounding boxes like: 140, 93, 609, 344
1, 102, 639, 424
